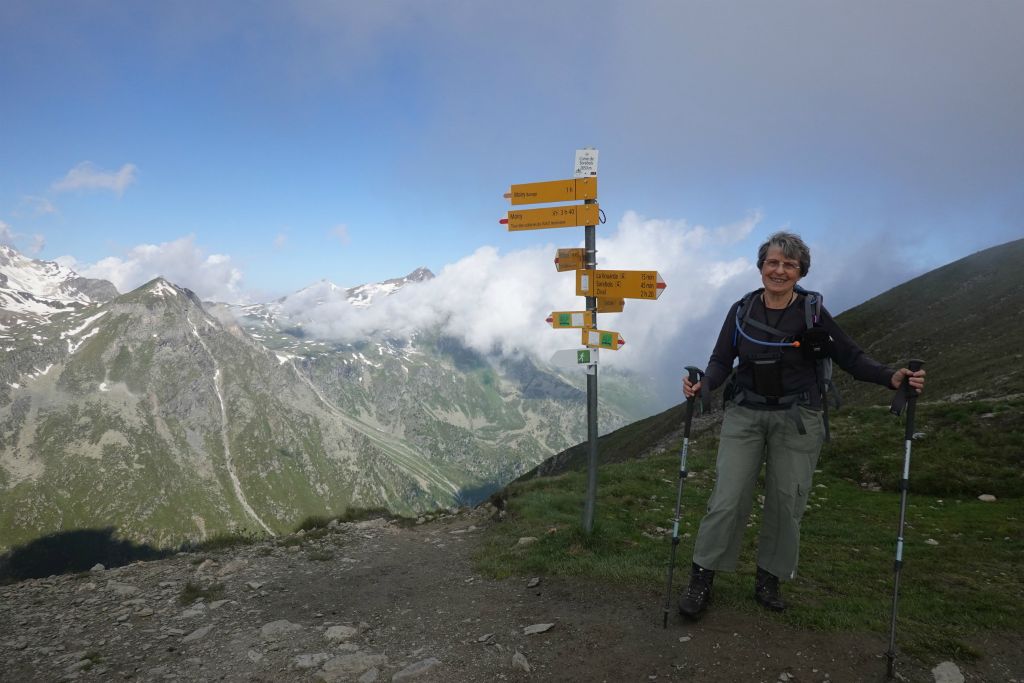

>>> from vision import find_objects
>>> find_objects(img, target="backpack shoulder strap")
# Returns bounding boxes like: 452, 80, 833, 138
794, 285, 822, 330
733, 288, 764, 347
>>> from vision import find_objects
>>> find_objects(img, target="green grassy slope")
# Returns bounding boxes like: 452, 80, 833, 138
833, 238, 1024, 405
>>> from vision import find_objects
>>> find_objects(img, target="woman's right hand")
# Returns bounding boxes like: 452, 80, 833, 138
683, 376, 702, 399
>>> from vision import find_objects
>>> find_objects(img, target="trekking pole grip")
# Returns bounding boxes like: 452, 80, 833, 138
684, 366, 703, 425
903, 359, 924, 438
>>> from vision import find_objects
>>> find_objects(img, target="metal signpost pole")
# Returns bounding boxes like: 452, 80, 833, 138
582, 205, 598, 534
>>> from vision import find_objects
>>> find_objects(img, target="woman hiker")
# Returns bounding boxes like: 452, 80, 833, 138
679, 231, 925, 619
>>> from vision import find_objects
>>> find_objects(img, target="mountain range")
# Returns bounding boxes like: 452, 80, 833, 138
0, 245, 635, 550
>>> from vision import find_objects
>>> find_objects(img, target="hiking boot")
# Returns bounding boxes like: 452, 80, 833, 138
679, 563, 715, 619
754, 566, 786, 612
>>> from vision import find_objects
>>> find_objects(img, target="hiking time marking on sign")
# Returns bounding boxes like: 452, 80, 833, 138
501, 203, 600, 231
546, 311, 591, 329
576, 269, 666, 300
506, 177, 597, 206
582, 328, 625, 350
555, 248, 586, 272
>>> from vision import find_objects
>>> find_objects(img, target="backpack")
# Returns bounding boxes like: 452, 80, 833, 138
730, 285, 840, 440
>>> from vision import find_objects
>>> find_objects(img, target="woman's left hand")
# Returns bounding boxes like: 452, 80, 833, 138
891, 367, 926, 393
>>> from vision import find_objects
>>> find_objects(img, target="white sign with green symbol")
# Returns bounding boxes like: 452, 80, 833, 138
550, 348, 599, 368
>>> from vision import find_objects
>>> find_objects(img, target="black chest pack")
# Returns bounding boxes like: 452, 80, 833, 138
728, 285, 840, 440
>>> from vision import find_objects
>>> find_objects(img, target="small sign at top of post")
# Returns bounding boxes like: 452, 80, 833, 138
574, 148, 599, 179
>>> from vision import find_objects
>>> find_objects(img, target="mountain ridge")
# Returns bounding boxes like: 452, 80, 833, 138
1, 250, 630, 550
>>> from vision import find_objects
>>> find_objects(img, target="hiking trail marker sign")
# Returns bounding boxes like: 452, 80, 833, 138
550, 348, 598, 367
547, 311, 591, 329
507, 177, 597, 205
502, 203, 601, 232
501, 148, 666, 534
597, 297, 625, 313
576, 269, 666, 300
554, 248, 586, 272
582, 328, 625, 351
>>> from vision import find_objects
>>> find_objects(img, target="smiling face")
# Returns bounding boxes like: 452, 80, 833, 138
760, 245, 802, 298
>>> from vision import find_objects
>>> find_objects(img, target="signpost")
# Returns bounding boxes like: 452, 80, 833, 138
546, 311, 592, 329
554, 248, 586, 272
507, 177, 597, 205
574, 148, 599, 178
582, 328, 625, 350
502, 204, 601, 232
550, 348, 599, 367
576, 269, 667, 300
597, 297, 625, 313
502, 148, 665, 535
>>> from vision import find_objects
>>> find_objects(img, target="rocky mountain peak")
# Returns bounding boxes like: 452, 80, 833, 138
0, 243, 118, 317
403, 267, 434, 283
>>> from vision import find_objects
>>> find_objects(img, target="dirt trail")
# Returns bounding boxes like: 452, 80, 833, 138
1, 508, 1018, 682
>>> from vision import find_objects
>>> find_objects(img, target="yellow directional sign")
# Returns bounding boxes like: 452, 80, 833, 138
555, 248, 586, 272
506, 177, 597, 205
502, 203, 600, 232
576, 269, 667, 300
582, 328, 625, 350
546, 311, 593, 329
597, 297, 625, 313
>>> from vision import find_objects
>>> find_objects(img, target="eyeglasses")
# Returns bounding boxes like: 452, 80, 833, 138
762, 259, 800, 273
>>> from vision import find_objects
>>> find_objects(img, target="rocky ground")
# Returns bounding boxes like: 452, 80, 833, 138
1, 506, 1020, 682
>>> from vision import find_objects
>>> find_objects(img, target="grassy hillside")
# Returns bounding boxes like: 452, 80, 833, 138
833, 238, 1024, 405
478, 400, 1023, 661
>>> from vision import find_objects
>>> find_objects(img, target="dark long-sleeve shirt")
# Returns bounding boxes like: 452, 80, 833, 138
703, 291, 895, 409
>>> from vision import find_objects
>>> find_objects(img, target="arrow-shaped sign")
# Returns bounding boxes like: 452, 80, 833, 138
501, 203, 600, 232
546, 311, 592, 329
505, 177, 597, 206
576, 269, 666, 300
582, 328, 625, 350
554, 248, 586, 272
550, 348, 599, 367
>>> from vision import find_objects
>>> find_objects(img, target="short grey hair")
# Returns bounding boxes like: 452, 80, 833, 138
757, 231, 811, 277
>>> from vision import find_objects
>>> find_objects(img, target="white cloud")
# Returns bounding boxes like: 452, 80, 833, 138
285, 211, 765, 408
273, 232, 288, 250
71, 235, 245, 303
52, 162, 138, 196
20, 195, 58, 215
329, 224, 350, 246
0, 221, 45, 255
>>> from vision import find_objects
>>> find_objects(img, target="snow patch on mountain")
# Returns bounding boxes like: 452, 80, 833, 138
0, 244, 118, 317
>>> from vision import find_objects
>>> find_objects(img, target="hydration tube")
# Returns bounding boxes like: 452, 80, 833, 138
733, 308, 802, 348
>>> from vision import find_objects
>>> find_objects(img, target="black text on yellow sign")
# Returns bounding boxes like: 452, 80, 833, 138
575, 269, 666, 300
596, 297, 625, 313
506, 177, 597, 206
582, 327, 625, 350
502, 203, 600, 232
554, 248, 586, 272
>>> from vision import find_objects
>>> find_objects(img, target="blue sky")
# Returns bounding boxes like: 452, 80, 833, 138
2, 1, 1022, 407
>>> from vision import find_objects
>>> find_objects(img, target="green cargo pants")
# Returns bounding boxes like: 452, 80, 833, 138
692, 402, 825, 580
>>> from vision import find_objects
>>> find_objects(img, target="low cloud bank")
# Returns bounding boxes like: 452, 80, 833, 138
283, 211, 767, 410
60, 235, 244, 303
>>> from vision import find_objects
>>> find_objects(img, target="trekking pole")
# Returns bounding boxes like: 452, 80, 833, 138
663, 366, 704, 628
885, 359, 924, 679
